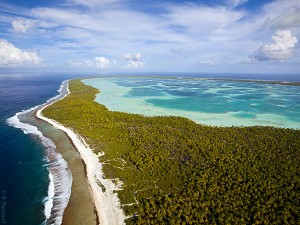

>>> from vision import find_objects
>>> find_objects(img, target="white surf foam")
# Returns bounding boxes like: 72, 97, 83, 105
44, 171, 55, 220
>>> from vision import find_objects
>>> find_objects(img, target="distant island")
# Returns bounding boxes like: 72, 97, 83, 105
41, 79, 300, 224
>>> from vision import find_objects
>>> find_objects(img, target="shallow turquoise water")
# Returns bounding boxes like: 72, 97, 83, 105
83, 77, 300, 129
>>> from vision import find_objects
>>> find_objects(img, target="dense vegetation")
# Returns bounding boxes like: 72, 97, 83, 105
43, 79, 300, 224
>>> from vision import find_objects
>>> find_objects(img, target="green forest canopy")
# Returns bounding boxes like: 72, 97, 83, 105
43, 79, 300, 224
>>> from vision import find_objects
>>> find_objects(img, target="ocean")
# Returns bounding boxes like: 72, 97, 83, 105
0, 72, 299, 225
0, 73, 76, 225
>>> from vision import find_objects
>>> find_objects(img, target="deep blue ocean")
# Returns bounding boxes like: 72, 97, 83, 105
0, 73, 77, 225
0, 72, 299, 225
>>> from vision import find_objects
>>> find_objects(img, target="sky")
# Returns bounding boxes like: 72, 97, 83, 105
0, 0, 299, 74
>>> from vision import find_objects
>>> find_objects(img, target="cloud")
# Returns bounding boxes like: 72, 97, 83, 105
251, 30, 298, 61
264, 6, 300, 30
94, 56, 110, 68
227, 0, 249, 8
31, 7, 167, 42
126, 61, 145, 69
170, 47, 184, 55
262, 0, 300, 21
68, 56, 110, 68
11, 19, 37, 33
28, 2, 253, 65
122, 53, 133, 60
197, 59, 215, 66
69, 0, 122, 7
239, 58, 259, 64
68, 59, 83, 67
0, 39, 43, 67
122, 53, 141, 61
122, 53, 145, 69
166, 5, 245, 35
2, 0, 300, 72
112, 59, 118, 66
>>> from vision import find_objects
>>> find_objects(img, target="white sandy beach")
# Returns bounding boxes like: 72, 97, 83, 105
36, 81, 126, 225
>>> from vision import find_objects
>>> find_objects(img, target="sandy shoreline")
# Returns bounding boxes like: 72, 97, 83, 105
36, 80, 126, 225
31, 110, 97, 225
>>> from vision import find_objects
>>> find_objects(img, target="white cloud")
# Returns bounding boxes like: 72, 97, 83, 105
68, 59, 83, 67
94, 56, 110, 68
31, 7, 167, 42
2, 0, 299, 72
68, 56, 110, 68
197, 59, 215, 66
228, 0, 248, 8
70, 0, 122, 7
166, 5, 245, 35
68, 59, 95, 68
126, 60, 145, 69
122, 53, 141, 61
30, 3, 248, 63
262, 0, 300, 20
239, 58, 259, 64
112, 59, 118, 66
122, 53, 133, 60
264, 6, 300, 29
122, 52, 145, 69
251, 30, 298, 61
0, 39, 43, 67
11, 19, 36, 33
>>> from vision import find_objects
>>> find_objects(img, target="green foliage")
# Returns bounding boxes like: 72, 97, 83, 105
43, 79, 300, 224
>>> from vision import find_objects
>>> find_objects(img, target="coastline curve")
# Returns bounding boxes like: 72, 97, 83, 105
37, 80, 126, 225
6, 81, 72, 225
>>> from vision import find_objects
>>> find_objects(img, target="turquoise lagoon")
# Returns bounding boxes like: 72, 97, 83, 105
83, 77, 300, 129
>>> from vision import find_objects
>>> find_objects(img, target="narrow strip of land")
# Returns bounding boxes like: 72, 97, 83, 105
33, 111, 98, 225
34, 80, 125, 225
24, 82, 98, 225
